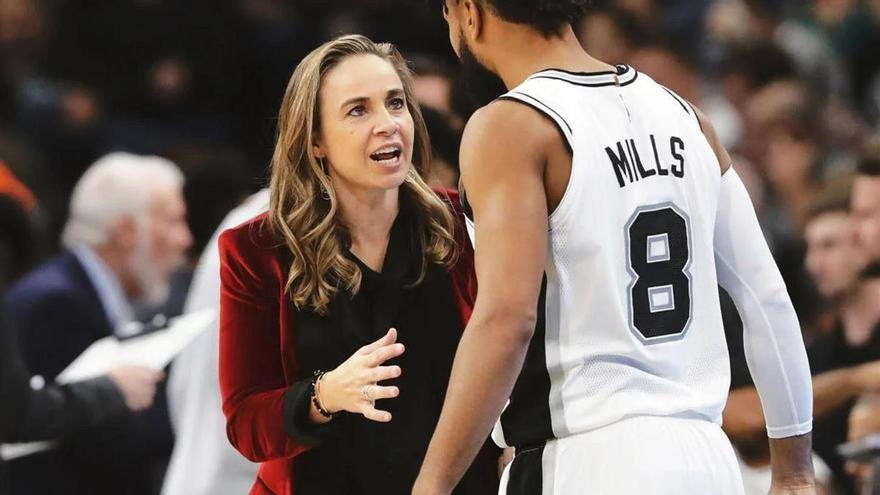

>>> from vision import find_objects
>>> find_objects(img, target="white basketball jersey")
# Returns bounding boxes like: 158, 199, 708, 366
469, 66, 731, 448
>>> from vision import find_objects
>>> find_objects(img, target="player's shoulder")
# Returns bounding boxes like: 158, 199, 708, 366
462, 98, 563, 154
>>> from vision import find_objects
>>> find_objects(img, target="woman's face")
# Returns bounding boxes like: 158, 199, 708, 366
315, 54, 415, 197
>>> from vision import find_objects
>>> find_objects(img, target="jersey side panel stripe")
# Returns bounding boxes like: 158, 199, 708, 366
499, 277, 553, 447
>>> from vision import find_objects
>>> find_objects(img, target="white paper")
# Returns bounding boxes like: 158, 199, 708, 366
1, 309, 216, 460
57, 309, 216, 383
0, 441, 58, 461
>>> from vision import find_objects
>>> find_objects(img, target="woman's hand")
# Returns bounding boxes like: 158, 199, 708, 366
319, 328, 404, 422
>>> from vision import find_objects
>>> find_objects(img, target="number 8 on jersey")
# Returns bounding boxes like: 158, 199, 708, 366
625, 203, 693, 343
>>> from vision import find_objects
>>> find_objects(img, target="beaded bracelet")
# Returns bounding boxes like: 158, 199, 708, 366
311, 370, 337, 419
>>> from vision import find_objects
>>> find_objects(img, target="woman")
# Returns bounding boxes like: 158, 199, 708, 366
218, 35, 496, 495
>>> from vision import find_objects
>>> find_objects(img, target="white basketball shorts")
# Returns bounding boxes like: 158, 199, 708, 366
499, 416, 745, 495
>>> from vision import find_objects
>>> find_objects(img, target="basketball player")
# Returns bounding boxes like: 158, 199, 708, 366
412, 1, 816, 494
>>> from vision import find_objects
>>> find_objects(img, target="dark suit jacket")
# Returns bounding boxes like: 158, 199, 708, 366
218, 190, 495, 495
0, 307, 130, 487
4, 251, 174, 495
0, 307, 128, 444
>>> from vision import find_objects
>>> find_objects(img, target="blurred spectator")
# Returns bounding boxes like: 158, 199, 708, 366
0, 193, 37, 288
0, 161, 34, 211
0, 174, 162, 460
845, 392, 880, 491
161, 189, 268, 495
0, 312, 164, 485
852, 155, 880, 264
629, 43, 743, 149
803, 178, 866, 331
725, 79, 824, 322
184, 154, 254, 264
718, 41, 798, 114
810, 266, 880, 493
411, 54, 455, 115
422, 106, 462, 190
3, 152, 191, 495
608, 0, 712, 55
742, 80, 825, 235
615, 0, 655, 25
708, 0, 847, 100
576, 5, 648, 68
0, 313, 162, 442
131, 153, 255, 321
806, 0, 880, 113
449, 74, 479, 130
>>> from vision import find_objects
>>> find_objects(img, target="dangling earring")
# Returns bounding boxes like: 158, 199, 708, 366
318, 158, 331, 200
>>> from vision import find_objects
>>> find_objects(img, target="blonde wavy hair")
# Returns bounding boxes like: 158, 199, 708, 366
268, 34, 458, 315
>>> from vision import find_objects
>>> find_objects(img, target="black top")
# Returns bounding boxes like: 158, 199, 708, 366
281, 213, 497, 495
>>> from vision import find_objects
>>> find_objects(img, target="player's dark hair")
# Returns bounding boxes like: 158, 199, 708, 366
442, 0, 593, 37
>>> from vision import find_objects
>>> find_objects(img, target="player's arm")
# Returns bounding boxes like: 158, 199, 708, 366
725, 363, 880, 446
413, 101, 551, 495
726, 369, 879, 440
694, 107, 816, 492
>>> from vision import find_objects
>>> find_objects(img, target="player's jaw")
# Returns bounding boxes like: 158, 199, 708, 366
457, 35, 509, 108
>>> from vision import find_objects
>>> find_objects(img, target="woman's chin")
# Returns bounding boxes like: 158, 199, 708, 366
374, 164, 410, 189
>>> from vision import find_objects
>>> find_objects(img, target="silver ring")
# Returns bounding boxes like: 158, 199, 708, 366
362, 384, 373, 401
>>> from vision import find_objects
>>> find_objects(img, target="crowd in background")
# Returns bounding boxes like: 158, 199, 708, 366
1, 0, 880, 494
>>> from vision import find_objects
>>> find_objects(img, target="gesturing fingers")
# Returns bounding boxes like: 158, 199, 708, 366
371, 365, 402, 383
362, 405, 392, 423
325, 329, 405, 420
363, 384, 400, 402
358, 383, 400, 423
357, 328, 398, 356
366, 342, 405, 367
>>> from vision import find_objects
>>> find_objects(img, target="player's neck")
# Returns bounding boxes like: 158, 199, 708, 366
490, 27, 615, 90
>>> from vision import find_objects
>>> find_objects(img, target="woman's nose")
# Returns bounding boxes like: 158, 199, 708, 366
374, 109, 400, 136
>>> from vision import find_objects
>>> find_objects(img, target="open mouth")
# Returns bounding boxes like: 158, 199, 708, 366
370, 145, 402, 165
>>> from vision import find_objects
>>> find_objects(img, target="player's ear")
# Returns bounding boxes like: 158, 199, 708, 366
462, 0, 484, 41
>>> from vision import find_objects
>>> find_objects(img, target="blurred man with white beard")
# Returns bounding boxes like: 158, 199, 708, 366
4, 152, 192, 495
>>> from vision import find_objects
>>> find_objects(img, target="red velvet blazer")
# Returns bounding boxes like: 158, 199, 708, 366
218, 190, 477, 495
